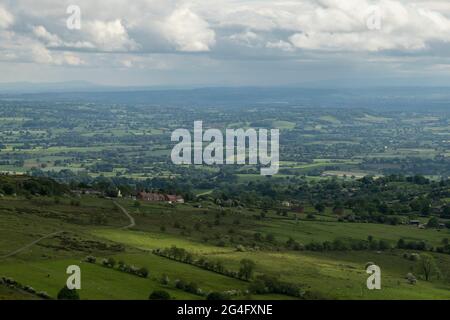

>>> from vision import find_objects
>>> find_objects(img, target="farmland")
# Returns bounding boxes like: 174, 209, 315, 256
1, 89, 450, 300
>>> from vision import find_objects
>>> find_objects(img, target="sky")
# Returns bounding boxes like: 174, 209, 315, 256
1, 0, 450, 87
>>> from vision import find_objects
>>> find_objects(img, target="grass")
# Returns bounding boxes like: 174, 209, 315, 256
255, 219, 450, 246
1, 195, 450, 300
0, 258, 199, 300
92, 228, 234, 254
207, 250, 450, 300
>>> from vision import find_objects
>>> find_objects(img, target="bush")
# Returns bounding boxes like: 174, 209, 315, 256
37, 291, 51, 299
206, 292, 230, 300
137, 267, 149, 278
238, 259, 256, 281
406, 273, 417, 285
23, 285, 36, 294
185, 282, 199, 294
160, 274, 170, 285
175, 279, 187, 290
149, 290, 171, 300
57, 286, 80, 300
102, 257, 116, 268
84, 255, 96, 263
249, 275, 304, 298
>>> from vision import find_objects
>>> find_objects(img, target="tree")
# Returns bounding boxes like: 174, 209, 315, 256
207, 292, 230, 300
315, 203, 326, 213
416, 254, 440, 281
149, 290, 171, 300
427, 217, 439, 228
265, 233, 275, 242
137, 267, 149, 278
238, 259, 256, 280
57, 285, 80, 300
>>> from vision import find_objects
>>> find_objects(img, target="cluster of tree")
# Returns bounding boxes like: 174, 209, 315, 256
0, 175, 68, 196
398, 238, 450, 255
1, 277, 51, 299
248, 274, 305, 298
86, 256, 149, 278
302, 237, 391, 252
174, 279, 204, 296
397, 239, 429, 251
153, 247, 256, 282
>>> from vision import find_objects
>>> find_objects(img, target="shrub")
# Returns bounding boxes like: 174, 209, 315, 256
84, 255, 96, 263
175, 279, 187, 290
57, 286, 79, 300
406, 273, 417, 285
206, 292, 230, 300
307, 213, 316, 220
238, 259, 256, 281
249, 275, 304, 298
102, 257, 116, 268
265, 233, 275, 242
137, 267, 149, 278
149, 290, 171, 300
185, 282, 199, 295
160, 274, 170, 285
24, 285, 36, 294
427, 217, 439, 228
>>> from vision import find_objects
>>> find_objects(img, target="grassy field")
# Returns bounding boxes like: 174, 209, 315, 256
255, 219, 450, 247
1, 195, 450, 300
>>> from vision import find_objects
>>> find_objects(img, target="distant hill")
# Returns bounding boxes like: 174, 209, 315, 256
1, 86, 450, 111
0, 81, 106, 94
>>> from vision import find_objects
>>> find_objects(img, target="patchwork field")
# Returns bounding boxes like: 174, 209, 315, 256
1, 193, 450, 300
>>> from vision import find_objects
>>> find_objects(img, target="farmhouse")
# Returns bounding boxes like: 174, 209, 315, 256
137, 192, 184, 204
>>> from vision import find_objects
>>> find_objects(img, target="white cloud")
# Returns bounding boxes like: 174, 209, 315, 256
30, 44, 53, 64
229, 31, 262, 47
0, 6, 14, 29
2, 0, 450, 85
85, 19, 139, 51
33, 26, 62, 46
62, 53, 85, 66
266, 40, 294, 52
162, 7, 216, 52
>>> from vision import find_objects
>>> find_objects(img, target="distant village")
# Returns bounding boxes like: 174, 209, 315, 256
72, 189, 185, 204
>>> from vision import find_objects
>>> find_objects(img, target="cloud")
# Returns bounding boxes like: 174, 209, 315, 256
0, 5, 14, 29
162, 7, 216, 52
229, 31, 263, 47
266, 40, 294, 52
33, 25, 63, 47
287, 0, 450, 52
85, 19, 140, 51
2, 0, 450, 85
31, 44, 85, 65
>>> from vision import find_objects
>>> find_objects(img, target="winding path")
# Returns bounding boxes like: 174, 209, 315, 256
1, 200, 135, 260
114, 201, 135, 229
0, 231, 64, 260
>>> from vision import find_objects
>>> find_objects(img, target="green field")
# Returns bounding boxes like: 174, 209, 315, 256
1, 192, 450, 300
